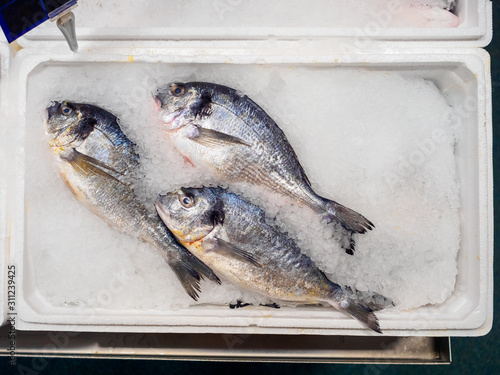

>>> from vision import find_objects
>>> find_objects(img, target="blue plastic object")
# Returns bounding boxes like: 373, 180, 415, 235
0, 0, 77, 43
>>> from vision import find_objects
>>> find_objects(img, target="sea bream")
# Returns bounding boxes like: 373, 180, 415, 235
155, 82, 373, 254
45, 101, 220, 299
156, 187, 392, 333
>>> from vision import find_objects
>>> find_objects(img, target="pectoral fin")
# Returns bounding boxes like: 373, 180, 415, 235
73, 150, 122, 175
206, 238, 262, 267
66, 150, 125, 185
168, 248, 221, 301
188, 126, 250, 148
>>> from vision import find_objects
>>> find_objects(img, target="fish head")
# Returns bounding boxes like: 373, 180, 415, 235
155, 187, 223, 243
46, 101, 98, 151
154, 82, 214, 131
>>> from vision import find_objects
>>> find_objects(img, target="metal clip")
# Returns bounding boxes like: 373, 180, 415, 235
56, 11, 78, 53
49, 1, 79, 53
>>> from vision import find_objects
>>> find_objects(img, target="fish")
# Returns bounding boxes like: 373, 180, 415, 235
45, 101, 220, 300
154, 82, 373, 255
155, 187, 392, 333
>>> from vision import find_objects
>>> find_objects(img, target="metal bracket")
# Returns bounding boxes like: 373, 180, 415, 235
49, 1, 79, 53
55, 11, 78, 53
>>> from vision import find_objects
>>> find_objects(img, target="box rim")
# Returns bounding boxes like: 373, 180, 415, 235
13, 0, 493, 49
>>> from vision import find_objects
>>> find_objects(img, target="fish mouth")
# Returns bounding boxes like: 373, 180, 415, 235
158, 109, 197, 135
154, 92, 183, 126
153, 95, 162, 111
158, 108, 183, 128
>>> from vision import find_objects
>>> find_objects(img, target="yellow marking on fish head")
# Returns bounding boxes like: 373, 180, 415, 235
48, 139, 66, 153
191, 240, 205, 253
170, 228, 186, 238
171, 223, 210, 245
127, 55, 134, 62
181, 237, 205, 252
170, 226, 197, 243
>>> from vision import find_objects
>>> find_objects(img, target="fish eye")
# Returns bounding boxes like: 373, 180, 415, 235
61, 105, 73, 116
179, 194, 194, 208
170, 84, 185, 97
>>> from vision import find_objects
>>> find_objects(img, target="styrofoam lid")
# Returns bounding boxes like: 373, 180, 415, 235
16, 0, 492, 48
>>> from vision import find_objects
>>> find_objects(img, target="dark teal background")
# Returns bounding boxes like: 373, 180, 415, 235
2, 4, 499, 374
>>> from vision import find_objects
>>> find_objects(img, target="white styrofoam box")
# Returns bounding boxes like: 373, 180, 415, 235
6, 45, 492, 336
0, 42, 10, 328
17, 0, 492, 48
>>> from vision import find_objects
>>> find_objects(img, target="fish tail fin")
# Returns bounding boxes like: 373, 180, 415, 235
168, 249, 221, 301
331, 297, 381, 333
323, 199, 374, 234
343, 285, 395, 312
341, 300, 382, 333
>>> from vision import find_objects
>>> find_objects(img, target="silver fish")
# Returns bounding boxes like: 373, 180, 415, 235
45, 101, 220, 300
155, 82, 373, 254
156, 187, 390, 333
